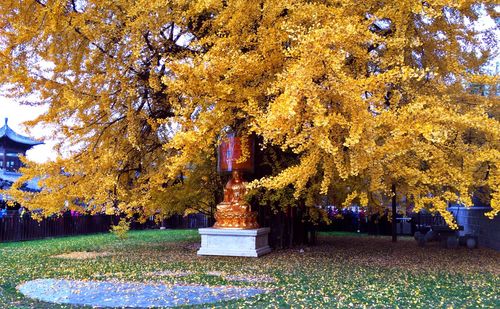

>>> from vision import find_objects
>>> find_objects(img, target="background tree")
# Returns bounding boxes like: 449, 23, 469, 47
1, 1, 498, 235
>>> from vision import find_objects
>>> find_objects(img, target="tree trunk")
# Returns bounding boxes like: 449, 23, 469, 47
258, 204, 315, 249
392, 184, 397, 242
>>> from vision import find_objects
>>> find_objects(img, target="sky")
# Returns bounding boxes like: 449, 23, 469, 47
0, 97, 56, 163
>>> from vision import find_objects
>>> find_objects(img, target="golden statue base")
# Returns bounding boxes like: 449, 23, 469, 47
213, 210, 259, 229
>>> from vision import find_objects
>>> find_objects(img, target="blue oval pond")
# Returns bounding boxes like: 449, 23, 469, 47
18, 279, 267, 308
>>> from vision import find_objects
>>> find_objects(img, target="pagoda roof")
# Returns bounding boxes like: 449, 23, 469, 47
0, 118, 44, 147
0, 169, 41, 201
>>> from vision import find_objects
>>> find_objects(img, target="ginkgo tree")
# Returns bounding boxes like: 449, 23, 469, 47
1, 0, 498, 229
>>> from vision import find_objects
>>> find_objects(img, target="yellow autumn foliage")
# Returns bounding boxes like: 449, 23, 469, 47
0, 1, 498, 228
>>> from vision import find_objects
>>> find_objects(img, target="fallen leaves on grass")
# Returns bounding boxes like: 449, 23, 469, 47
146, 270, 194, 277
206, 271, 277, 283
51, 251, 112, 260
0, 230, 498, 308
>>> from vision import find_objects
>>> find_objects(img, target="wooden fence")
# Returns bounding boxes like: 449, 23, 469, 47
318, 210, 417, 236
0, 208, 433, 244
0, 212, 210, 242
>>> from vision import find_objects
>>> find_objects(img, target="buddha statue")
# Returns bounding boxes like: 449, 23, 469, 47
213, 170, 258, 229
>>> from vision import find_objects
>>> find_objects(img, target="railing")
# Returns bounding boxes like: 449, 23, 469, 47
0, 212, 210, 242
319, 210, 416, 236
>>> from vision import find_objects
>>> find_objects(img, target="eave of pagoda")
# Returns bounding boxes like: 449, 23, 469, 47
0, 118, 44, 149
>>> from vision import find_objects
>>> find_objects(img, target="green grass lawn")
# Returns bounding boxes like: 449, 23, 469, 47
0, 230, 499, 308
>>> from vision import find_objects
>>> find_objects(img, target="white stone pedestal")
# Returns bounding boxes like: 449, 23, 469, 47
197, 228, 271, 257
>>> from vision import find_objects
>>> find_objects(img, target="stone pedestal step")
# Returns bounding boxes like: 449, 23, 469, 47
197, 227, 271, 257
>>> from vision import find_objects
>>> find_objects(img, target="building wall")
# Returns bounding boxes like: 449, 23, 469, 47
451, 206, 500, 251
0, 143, 27, 171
